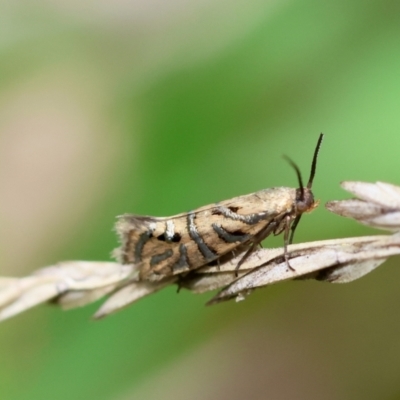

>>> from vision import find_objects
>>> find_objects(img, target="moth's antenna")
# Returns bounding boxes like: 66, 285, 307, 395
307, 133, 324, 189
283, 155, 304, 199
283, 133, 324, 200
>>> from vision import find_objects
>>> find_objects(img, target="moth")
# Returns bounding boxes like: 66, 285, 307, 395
115, 134, 324, 281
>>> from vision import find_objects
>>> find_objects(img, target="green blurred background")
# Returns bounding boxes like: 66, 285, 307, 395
1, 1, 400, 399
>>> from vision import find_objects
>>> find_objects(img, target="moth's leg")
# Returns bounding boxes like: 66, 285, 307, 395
176, 273, 188, 293
234, 242, 256, 277
289, 214, 302, 244
234, 221, 277, 276
283, 215, 296, 271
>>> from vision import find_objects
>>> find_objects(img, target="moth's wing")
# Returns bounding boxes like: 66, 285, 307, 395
115, 192, 282, 281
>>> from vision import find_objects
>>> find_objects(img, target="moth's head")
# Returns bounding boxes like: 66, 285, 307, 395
295, 187, 320, 213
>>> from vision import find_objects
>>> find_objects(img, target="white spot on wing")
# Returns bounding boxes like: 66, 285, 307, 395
166, 220, 175, 240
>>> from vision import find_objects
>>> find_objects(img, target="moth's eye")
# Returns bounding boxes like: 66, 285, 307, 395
296, 188, 314, 213
228, 206, 240, 213
298, 196, 315, 212
297, 201, 308, 212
